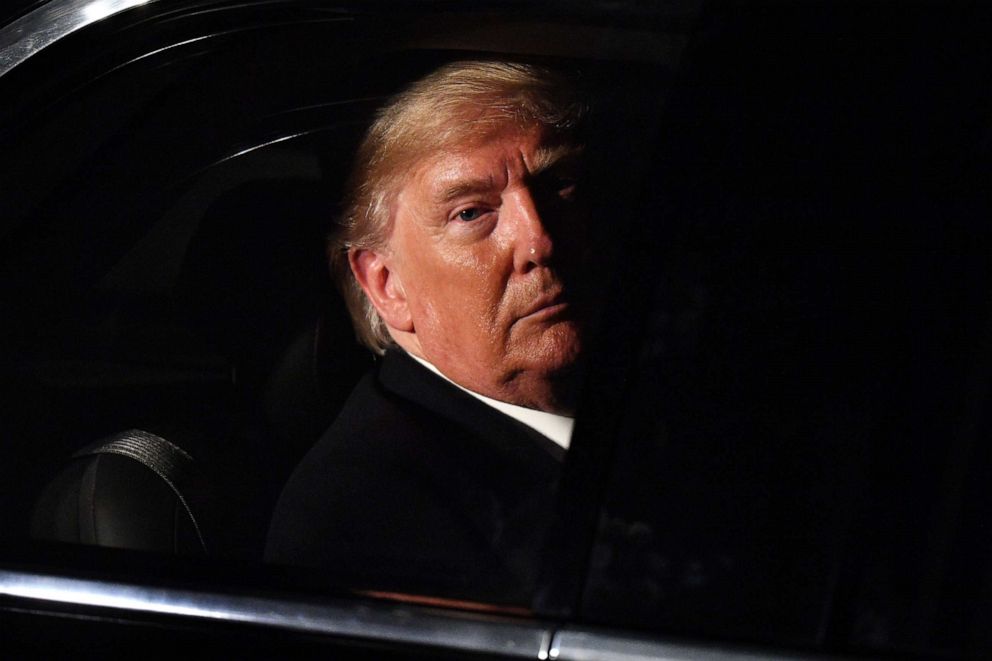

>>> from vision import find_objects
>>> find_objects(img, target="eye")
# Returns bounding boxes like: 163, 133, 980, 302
556, 177, 577, 199
457, 207, 484, 222
536, 172, 578, 202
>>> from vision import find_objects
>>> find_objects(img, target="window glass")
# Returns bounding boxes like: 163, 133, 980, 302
0, 3, 688, 611
0, 18, 373, 549
0, 12, 397, 548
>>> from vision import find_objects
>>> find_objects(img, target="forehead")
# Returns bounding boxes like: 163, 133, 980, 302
403, 125, 581, 199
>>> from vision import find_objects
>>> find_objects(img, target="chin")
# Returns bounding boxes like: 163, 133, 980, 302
521, 326, 584, 376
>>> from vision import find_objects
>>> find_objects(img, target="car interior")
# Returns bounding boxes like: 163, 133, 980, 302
0, 7, 674, 568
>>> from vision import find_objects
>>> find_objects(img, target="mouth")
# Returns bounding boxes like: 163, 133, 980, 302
519, 289, 571, 322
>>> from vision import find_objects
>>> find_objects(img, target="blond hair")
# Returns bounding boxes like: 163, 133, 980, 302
331, 61, 587, 353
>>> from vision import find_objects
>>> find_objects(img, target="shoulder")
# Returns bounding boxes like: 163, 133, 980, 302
264, 351, 562, 594
264, 363, 486, 560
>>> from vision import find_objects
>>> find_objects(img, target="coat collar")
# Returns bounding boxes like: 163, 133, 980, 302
376, 349, 566, 465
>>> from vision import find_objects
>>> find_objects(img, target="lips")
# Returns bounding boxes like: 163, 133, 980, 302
519, 289, 569, 321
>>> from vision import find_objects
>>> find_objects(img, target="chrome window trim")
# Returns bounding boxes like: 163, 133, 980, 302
0, 0, 157, 79
548, 629, 840, 661
0, 567, 850, 660
0, 568, 551, 658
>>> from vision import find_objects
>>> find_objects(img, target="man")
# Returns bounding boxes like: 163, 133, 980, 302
266, 61, 596, 602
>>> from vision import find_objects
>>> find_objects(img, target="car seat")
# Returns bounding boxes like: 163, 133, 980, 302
29, 178, 371, 558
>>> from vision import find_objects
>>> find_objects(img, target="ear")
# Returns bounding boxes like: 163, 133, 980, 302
349, 248, 414, 333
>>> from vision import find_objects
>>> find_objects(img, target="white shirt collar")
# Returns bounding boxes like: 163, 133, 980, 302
408, 353, 573, 450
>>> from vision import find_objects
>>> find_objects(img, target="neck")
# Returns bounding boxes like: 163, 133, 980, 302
391, 336, 579, 415
407, 353, 575, 449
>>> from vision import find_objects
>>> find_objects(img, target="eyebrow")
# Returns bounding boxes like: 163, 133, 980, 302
435, 175, 498, 204
528, 142, 585, 175
432, 142, 585, 204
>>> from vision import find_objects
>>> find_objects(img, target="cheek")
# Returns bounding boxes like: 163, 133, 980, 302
436, 234, 507, 280
432, 242, 511, 308
420, 270, 512, 353
396, 221, 514, 342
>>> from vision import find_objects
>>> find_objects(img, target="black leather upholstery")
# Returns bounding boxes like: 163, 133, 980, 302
30, 430, 209, 555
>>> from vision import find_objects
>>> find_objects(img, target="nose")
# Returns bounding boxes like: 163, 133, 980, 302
508, 187, 554, 273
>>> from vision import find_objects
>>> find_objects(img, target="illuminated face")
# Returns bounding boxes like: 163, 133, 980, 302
351, 125, 592, 414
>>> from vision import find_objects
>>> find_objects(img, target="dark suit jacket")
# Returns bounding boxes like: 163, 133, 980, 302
265, 350, 564, 602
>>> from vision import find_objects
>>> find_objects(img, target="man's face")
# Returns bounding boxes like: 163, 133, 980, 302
373, 124, 593, 413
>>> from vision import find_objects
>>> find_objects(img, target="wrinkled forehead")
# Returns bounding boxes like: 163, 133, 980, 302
399, 121, 583, 189
433, 136, 582, 200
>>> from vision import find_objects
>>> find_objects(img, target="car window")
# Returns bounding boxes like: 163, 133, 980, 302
0, 0, 687, 613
